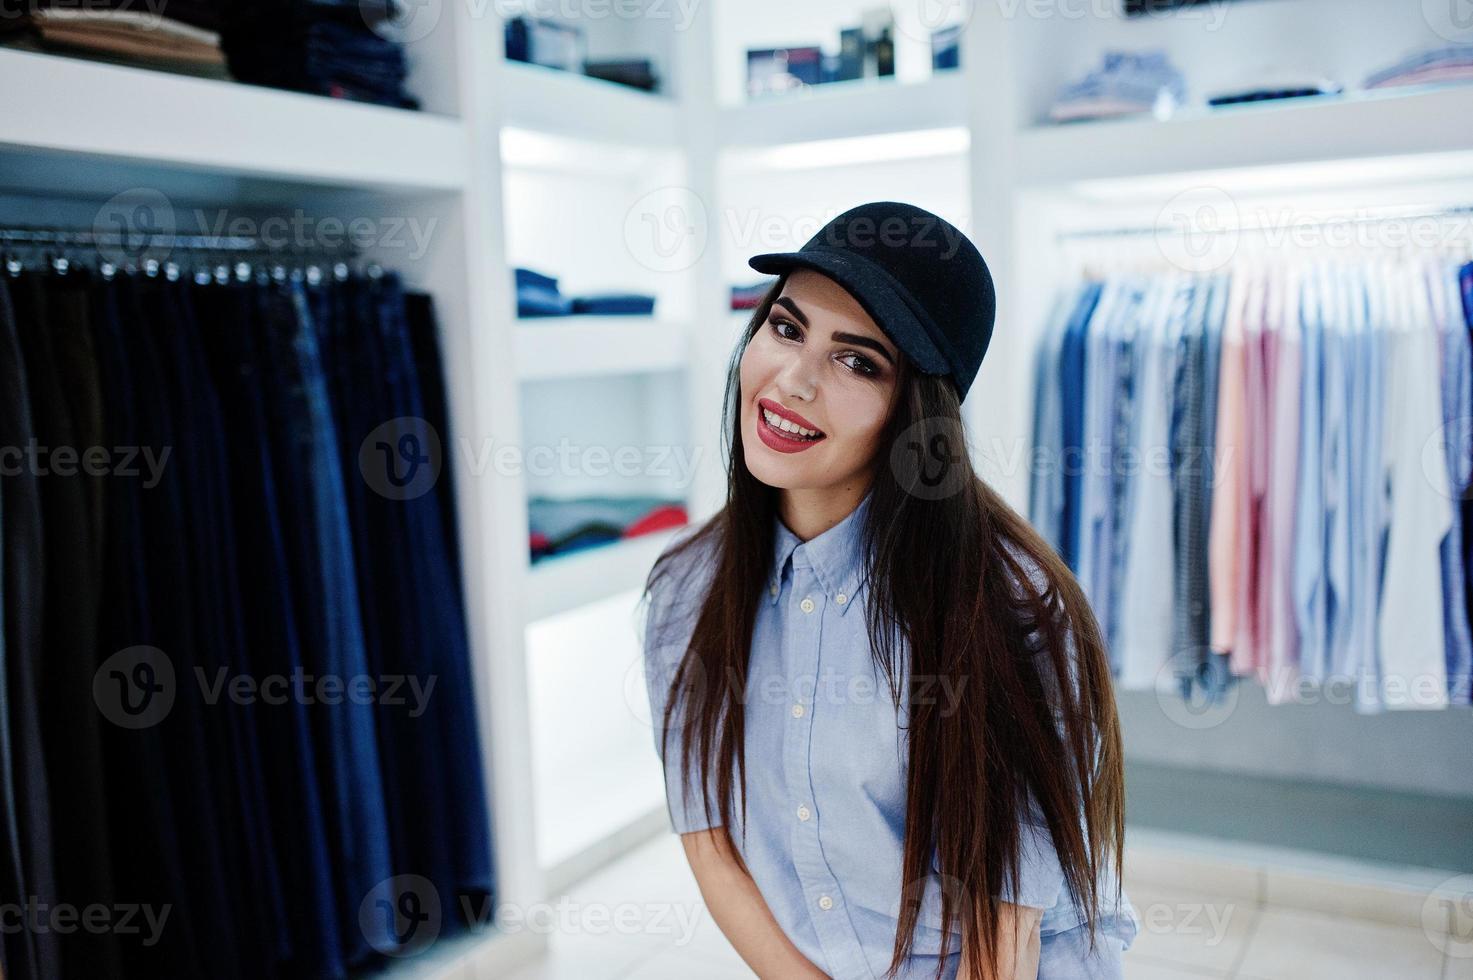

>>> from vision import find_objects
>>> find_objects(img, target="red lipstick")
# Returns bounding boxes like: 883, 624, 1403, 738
755, 397, 826, 454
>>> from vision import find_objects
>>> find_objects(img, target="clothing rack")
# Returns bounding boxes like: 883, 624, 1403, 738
0, 223, 380, 284
1054, 202, 1473, 241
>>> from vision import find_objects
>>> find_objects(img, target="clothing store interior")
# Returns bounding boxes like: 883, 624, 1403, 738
1, 0, 1472, 978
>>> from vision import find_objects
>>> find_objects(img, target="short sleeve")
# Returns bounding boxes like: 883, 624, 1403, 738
640, 529, 724, 835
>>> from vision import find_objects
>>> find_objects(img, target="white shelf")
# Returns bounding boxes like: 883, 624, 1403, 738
0, 48, 469, 198
515, 317, 688, 381
500, 59, 680, 147
526, 528, 681, 623
718, 70, 966, 148
1015, 84, 1473, 189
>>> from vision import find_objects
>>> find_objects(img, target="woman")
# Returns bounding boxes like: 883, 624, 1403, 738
641, 201, 1137, 980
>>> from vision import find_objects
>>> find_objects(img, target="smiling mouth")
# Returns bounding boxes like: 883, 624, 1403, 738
760, 406, 825, 441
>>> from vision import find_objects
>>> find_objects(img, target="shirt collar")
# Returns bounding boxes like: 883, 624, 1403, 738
768, 488, 873, 615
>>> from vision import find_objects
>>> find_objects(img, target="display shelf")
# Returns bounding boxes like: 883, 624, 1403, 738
526, 528, 682, 623
500, 59, 680, 148
1014, 83, 1473, 189
515, 317, 688, 381
0, 47, 469, 198
717, 70, 966, 149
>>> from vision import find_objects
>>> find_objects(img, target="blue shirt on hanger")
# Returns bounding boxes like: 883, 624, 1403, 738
642, 489, 1139, 979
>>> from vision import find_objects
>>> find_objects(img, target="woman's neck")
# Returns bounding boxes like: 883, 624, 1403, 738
776, 480, 870, 542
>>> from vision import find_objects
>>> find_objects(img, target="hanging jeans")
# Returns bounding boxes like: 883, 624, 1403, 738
0, 275, 59, 980
194, 277, 345, 978
256, 276, 394, 968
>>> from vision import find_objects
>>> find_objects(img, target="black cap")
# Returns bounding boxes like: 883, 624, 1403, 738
747, 201, 995, 402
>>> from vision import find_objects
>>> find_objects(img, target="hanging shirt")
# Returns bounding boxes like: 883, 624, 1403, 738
1430, 259, 1473, 703
1208, 271, 1250, 659
1263, 263, 1304, 702
1376, 260, 1452, 709
642, 490, 1139, 979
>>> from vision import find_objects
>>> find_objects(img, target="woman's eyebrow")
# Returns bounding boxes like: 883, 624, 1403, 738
831, 331, 895, 366
773, 296, 808, 326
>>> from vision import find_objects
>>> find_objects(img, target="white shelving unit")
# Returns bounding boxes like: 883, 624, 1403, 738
8, 1, 1470, 974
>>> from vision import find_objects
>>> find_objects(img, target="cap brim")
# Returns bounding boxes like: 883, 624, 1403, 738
747, 248, 951, 375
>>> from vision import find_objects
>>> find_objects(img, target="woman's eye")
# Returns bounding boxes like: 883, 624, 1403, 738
840, 352, 878, 376
770, 318, 800, 341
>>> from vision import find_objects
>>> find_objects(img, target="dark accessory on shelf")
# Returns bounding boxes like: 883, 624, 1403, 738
747, 201, 996, 402
504, 14, 584, 73
582, 57, 658, 92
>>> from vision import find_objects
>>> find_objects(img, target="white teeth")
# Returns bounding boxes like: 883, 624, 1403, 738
763, 407, 820, 439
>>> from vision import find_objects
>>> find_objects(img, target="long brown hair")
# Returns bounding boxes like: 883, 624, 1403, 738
644, 275, 1125, 979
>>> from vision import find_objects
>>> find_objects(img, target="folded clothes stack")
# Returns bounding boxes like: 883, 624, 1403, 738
1049, 50, 1187, 123
731, 279, 776, 310
515, 267, 656, 318
528, 496, 688, 561
583, 57, 658, 92
1208, 69, 1342, 106
222, 0, 418, 108
1363, 45, 1473, 90
0, 1, 228, 79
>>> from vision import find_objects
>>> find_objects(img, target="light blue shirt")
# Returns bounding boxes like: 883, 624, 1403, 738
642, 490, 1138, 979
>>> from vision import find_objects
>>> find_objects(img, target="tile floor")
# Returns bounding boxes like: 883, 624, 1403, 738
502, 831, 1468, 980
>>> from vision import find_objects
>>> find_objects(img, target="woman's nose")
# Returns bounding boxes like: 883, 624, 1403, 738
775, 349, 818, 401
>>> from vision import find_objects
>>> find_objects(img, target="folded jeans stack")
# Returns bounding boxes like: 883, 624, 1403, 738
1049, 50, 1187, 123
515, 267, 656, 318
222, 0, 418, 109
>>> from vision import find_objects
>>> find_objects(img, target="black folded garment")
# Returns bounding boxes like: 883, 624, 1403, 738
221, 0, 417, 108
583, 57, 658, 92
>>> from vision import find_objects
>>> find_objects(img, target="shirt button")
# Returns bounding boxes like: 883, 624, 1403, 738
818, 895, 834, 911
797, 805, 811, 822
791, 703, 805, 718
800, 597, 815, 614
769, 582, 778, 597
835, 593, 847, 605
